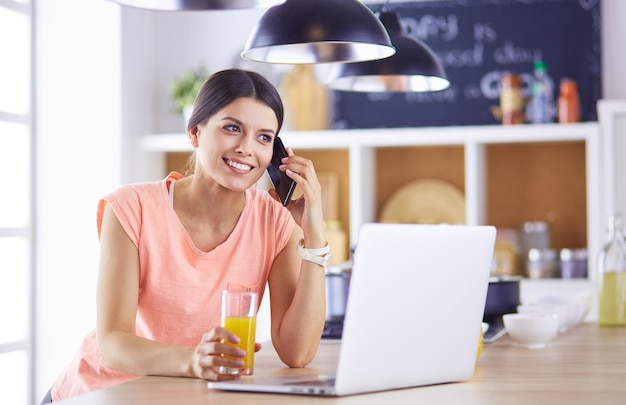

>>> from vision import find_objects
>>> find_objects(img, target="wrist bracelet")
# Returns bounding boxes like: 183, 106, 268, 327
297, 239, 331, 267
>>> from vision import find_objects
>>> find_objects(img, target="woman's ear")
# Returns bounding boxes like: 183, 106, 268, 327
188, 126, 199, 147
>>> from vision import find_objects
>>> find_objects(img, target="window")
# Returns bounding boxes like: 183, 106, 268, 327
0, 0, 33, 404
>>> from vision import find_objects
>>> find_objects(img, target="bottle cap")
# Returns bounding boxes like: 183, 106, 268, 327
560, 78, 577, 95
501, 72, 521, 88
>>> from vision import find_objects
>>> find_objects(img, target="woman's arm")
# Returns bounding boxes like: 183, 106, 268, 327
267, 230, 327, 367
95, 204, 244, 380
267, 148, 327, 367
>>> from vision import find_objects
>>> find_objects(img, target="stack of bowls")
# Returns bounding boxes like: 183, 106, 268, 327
503, 291, 592, 348
517, 292, 592, 333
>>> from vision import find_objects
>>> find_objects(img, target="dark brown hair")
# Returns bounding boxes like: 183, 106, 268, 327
187, 68, 284, 132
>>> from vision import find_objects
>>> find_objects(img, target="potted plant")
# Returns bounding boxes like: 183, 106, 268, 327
170, 63, 208, 123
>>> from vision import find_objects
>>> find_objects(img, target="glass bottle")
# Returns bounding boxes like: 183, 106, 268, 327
529, 61, 555, 124
597, 213, 626, 326
558, 78, 580, 123
499, 73, 525, 125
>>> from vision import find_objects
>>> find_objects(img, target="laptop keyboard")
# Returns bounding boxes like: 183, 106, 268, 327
321, 319, 343, 339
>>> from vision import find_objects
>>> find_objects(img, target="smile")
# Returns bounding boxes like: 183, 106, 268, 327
225, 159, 253, 172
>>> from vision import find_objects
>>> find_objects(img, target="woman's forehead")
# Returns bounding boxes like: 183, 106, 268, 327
215, 97, 278, 129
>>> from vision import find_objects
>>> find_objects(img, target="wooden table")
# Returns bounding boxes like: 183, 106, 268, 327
56, 323, 626, 404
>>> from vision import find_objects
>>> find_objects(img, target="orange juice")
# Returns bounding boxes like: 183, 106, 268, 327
223, 316, 257, 373
476, 327, 484, 360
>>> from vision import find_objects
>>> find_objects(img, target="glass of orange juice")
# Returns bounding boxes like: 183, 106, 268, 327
218, 290, 258, 375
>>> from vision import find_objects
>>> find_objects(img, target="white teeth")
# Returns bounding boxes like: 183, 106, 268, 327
227, 159, 252, 171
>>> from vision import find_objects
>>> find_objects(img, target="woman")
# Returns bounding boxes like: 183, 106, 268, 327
44, 68, 327, 402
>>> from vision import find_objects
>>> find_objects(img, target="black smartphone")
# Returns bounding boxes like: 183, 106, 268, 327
267, 136, 297, 206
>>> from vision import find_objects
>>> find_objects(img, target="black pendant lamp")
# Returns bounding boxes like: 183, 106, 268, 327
328, 10, 449, 92
241, 0, 395, 64
107, 0, 286, 11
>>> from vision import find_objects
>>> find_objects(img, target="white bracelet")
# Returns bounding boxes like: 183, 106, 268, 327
297, 239, 331, 267
297, 239, 330, 255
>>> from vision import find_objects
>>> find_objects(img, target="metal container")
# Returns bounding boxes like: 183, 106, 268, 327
560, 248, 588, 279
519, 221, 551, 275
526, 248, 559, 278
325, 261, 352, 321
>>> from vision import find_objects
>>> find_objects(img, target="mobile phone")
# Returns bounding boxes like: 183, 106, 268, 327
267, 136, 297, 206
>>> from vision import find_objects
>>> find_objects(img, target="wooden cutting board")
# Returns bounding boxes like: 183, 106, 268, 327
279, 65, 329, 131
379, 179, 466, 225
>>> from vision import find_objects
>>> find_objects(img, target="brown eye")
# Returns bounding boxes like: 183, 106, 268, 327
224, 124, 241, 133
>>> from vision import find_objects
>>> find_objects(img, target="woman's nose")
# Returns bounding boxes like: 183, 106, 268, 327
235, 136, 253, 155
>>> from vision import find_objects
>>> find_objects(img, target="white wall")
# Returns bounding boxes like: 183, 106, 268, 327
600, 0, 626, 227
134, 8, 271, 135
34, 0, 121, 401
601, 0, 626, 99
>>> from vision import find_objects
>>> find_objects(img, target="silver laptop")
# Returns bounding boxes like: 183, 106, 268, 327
208, 223, 496, 397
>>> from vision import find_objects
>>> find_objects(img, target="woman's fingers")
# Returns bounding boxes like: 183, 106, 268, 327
281, 157, 319, 191
194, 327, 247, 380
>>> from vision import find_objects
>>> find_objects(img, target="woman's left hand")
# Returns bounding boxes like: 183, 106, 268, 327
270, 147, 325, 239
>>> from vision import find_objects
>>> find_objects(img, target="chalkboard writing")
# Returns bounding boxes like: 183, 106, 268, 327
332, 0, 601, 128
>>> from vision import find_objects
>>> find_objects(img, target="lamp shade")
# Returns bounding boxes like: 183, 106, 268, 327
107, 0, 286, 11
328, 11, 449, 92
241, 0, 395, 64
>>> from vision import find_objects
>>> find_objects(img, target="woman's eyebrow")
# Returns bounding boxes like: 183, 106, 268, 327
221, 116, 243, 125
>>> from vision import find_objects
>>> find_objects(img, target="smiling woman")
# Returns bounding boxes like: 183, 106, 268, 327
45, 68, 329, 402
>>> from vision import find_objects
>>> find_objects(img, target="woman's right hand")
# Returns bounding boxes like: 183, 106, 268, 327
191, 327, 246, 381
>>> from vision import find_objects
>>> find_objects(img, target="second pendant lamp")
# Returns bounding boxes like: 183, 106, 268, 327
328, 10, 450, 93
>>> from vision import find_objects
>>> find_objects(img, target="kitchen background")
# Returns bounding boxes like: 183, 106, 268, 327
336, 1, 602, 128
5, 0, 623, 403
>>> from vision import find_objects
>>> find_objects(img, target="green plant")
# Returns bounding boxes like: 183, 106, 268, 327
170, 63, 208, 114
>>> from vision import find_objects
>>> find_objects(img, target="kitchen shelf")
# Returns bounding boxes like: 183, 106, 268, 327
140, 122, 602, 295
142, 122, 596, 151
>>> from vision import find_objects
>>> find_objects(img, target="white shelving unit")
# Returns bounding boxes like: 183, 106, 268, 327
141, 122, 603, 303
142, 122, 601, 255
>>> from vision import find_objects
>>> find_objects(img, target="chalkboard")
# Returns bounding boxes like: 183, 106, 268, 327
332, 0, 601, 128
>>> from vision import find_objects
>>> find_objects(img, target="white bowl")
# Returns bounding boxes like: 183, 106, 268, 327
503, 313, 559, 349
517, 303, 568, 333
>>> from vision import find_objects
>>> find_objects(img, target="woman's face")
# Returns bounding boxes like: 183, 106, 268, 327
193, 97, 278, 192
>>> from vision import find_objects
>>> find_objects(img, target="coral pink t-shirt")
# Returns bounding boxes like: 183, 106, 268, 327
52, 172, 294, 401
